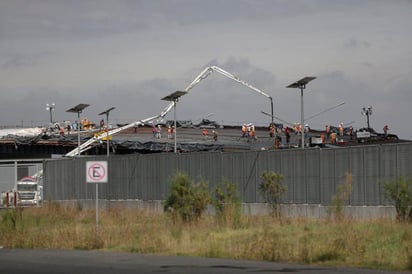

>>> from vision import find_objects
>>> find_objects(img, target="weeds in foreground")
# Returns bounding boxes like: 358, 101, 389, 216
384, 176, 412, 222
259, 171, 286, 218
212, 179, 241, 229
0, 204, 411, 271
327, 172, 353, 221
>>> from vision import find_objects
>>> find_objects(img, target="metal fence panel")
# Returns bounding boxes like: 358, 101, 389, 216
242, 151, 263, 203
319, 149, 335, 205
279, 149, 296, 203
349, 147, 365, 205
306, 149, 321, 204
43, 142, 412, 206
108, 155, 137, 199
176, 151, 222, 196
221, 151, 249, 202
363, 146, 381, 205
397, 143, 412, 178
334, 148, 351, 204
293, 150, 306, 204
379, 144, 398, 205
221, 152, 236, 187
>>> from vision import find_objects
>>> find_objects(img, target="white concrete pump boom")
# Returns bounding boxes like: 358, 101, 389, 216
185, 66, 274, 122
65, 65, 273, 157
64, 116, 158, 157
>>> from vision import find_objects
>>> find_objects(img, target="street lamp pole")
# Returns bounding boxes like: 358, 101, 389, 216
161, 91, 187, 153
66, 104, 90, 157
267, 97, 277, 140
287, 77, 316, 149
300, 86, 304, 149
173, 99, 177, 152
46, 103, 55, 124
99, 107, 116, 157
362, 106, 372, 129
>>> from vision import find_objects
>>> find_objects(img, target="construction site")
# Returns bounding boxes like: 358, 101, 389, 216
0, 65, 406, 159
0, 65, 410, 217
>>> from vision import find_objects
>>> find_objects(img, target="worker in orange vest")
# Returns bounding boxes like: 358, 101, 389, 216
339, 123, 344, 137
167, 126, 173, 139
331, 131, 337, 144
241, 124, 247, 137
202, 128, 209, 139
250, 128, 256, 140
320, 133, 325, 143
269, 124, 275, 138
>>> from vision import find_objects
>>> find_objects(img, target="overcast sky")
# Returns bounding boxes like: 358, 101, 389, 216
1, 0, 411, 139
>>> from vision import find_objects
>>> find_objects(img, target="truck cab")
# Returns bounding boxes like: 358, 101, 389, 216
15, 176, 42, 206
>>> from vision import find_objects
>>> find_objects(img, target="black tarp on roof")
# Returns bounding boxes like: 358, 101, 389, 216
113, 140, 224, 154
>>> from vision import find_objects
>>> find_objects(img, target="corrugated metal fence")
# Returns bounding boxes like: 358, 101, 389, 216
43, 142, 412, 206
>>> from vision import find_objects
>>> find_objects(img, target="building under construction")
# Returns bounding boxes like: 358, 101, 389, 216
0, 119, 405, 159
0, 65, 407, 158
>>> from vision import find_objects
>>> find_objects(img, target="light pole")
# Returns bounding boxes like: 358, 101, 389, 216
66, 104, 90, 157
161, 91, 187, 153
99, 107, 115, 157
287, 77, 316, 149
362, 106, 372, 129
46, 103, 55, 124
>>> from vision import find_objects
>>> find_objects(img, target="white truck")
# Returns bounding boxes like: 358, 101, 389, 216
14, 175, 43, 207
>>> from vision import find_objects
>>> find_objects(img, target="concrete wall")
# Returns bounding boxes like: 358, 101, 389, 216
55, 199, 397, 219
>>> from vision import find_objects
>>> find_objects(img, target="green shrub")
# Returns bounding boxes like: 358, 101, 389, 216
259, 172, 286, 217
163, 172, 210, 223
212, 179, 241, 228
384, 176, 412, 222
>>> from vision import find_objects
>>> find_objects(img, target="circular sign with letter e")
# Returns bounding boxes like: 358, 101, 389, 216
86, 161, 108, 183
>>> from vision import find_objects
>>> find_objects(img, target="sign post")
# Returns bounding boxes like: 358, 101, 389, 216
86, 161, 108, 243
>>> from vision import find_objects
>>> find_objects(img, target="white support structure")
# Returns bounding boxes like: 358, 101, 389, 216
65, 66, 272, 157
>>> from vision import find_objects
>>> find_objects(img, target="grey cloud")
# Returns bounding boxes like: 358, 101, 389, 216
0, 1, 411, 141
360, 62, 373, 68
2, 55, 36, 69
343, 37, 370, 50
0, 1, 147, 40
0, 0, 371, 41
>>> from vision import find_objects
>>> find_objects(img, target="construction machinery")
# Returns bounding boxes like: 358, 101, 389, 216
65, 65, 273, 157
14, 175, 43, 207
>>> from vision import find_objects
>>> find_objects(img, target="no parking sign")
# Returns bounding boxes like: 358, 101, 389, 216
86, 161, 108, 183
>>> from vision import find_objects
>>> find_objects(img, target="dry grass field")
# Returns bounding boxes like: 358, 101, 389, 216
1, 203, 411, 271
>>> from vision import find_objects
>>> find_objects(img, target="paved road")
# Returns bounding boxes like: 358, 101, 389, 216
0, 248, 408, 274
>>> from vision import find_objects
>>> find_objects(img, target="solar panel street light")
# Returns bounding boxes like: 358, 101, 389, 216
99, 107, 116, 157
161, 91, 187, 153
46, 103, 55, 124
66, 103, 90, 157
362, 106, 372, 129
287, 77, 316, 149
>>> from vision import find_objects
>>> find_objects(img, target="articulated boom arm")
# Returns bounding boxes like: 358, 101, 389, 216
185, 66, 274, 123
64, 114, 160, 157
65, 65, 273, 157
210, 66, 272, 99
185, 66, 272, 99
